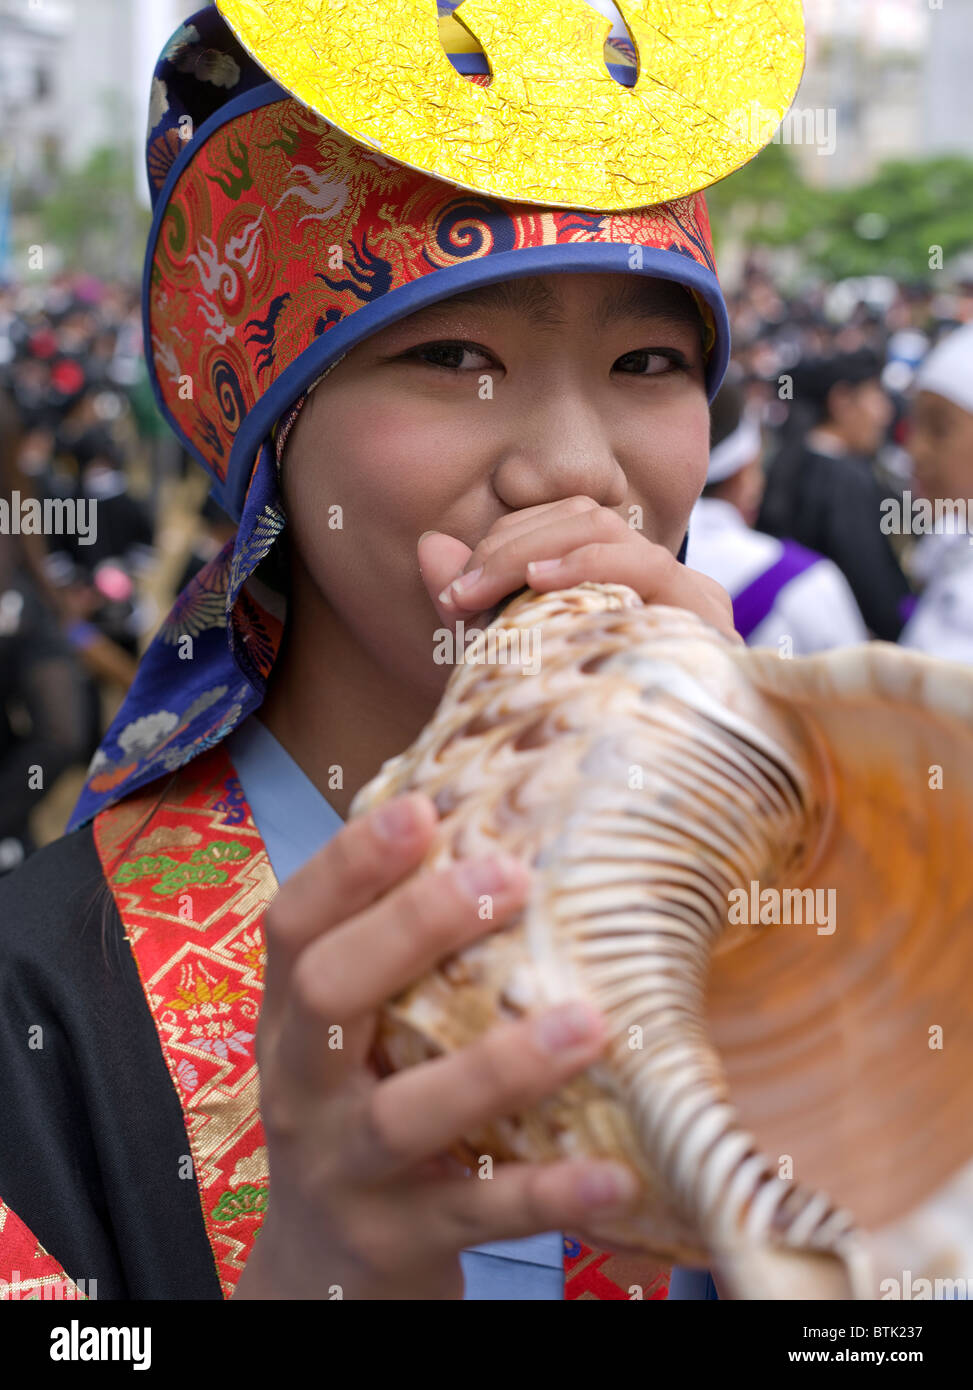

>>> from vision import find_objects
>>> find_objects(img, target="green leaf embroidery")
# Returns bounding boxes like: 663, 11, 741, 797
211, 1184, 268, 1223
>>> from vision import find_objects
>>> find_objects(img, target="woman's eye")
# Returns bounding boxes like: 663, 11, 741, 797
614, 349, 687, 376
408, 341, 495, 371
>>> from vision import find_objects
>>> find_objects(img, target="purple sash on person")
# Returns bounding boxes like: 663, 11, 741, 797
732, 540, 822, 641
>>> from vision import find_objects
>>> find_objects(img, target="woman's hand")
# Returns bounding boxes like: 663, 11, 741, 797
233, 792, 643, 1300
418, 496, 740, 643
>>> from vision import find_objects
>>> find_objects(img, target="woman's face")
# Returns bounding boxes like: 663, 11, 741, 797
909, 389, 973, 503
827, 378, 893, 457
279, 271, 710, 698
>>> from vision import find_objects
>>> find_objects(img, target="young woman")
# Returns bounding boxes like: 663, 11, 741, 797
0, 2, 789, 1300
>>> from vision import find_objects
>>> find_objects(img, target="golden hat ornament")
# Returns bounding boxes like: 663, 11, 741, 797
214, 0, 806, 211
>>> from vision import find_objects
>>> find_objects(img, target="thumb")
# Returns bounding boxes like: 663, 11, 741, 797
418, 530, 473, 624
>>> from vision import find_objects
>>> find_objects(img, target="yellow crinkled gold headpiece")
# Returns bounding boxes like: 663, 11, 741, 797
214, 0, 806, 212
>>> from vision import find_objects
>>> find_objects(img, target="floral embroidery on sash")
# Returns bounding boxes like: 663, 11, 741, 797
94, 744, 275, 1298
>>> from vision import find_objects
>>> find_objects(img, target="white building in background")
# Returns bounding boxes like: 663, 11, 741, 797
0, 0, 72, 189
132, 0, 195, 204
792, 0, 929, 187
0, 0, 193, 202
54, 0, 138, 174
921, 0, 973, 160
794, 0, 973, 183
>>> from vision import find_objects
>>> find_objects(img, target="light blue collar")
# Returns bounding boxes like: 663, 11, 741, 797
226, 715, 345, 882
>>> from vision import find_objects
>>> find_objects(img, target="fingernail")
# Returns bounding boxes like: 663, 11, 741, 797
373, 799, 418, 842
577, 1163, 639, 1207
526, 559, 561, 577
448, 566, 483, 597
418, 530, 439, 545
533, 1001, 601, 1053
454, 854, 521, 902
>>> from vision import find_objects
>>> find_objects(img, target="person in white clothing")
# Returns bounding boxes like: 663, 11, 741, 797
686, 379, 869, 653
899, 323, 973, 664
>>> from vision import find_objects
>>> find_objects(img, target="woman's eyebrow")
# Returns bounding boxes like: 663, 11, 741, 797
396, 278, 700, 332
589, 281, 702, 333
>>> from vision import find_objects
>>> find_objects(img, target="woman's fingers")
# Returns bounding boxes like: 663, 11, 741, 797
343, 1000, 609, 1183
419, 498, 604, 624
416, 530, 472, 610
466, 496, 602, 558
413, 1156, 643, 1258
435, 512, 737, 644
276, 851, 531, 1088
261, 792, 439, 1011
438, 506, 629, 614
526, 543, 740, 641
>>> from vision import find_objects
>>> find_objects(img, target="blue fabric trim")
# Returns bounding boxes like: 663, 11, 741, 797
213, 246, 729, 518
465, 1231, 565, 1269
460, 1248, 565, 1300
669, 1268, 720, 1300
66, 435, 284, 832
448, 51, 637, 87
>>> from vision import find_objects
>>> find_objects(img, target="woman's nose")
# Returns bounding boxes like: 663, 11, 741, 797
490, 393, 627, 511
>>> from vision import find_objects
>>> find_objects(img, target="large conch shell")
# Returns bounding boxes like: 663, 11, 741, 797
350, 584, 973, 1299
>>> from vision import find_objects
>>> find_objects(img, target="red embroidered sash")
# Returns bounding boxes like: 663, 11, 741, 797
0, 1201, 84, 1301
94, 746, 271, 1299
95, 744, 669, 1300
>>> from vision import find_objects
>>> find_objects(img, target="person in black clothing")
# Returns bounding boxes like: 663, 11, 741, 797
0, 391, 91, 872
0, 553, 92, 872
757, 349, 914, 640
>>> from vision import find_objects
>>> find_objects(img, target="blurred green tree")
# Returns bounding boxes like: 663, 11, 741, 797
707, 144, 973, 282
31, 143, 151, 280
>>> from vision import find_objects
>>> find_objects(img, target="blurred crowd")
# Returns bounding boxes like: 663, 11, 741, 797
1, 257, 973, 870
0, 273, 223, 873
688, 256, 973, 659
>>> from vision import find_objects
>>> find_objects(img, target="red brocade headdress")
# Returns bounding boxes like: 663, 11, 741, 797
69, 1, 803, 829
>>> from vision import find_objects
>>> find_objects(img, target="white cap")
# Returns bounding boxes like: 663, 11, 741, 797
914, 322, 973, 417
707, 414, 762, 485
